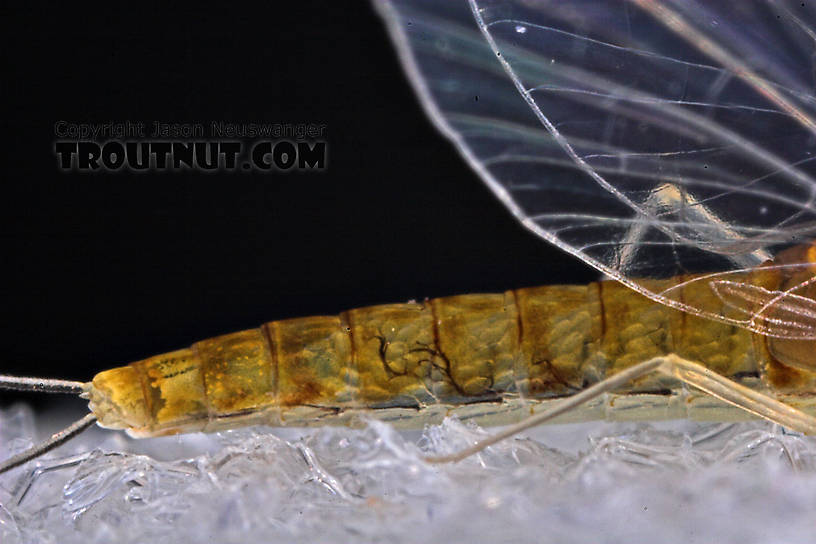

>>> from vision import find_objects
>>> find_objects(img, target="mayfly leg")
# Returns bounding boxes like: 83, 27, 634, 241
424, 354, 816, 464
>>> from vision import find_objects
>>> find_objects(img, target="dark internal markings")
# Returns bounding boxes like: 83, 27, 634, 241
530, 358, 581, 394
374, 333, 409, 379
409, 341, 469, 397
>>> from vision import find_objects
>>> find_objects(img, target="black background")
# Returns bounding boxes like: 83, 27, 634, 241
1, 2, 596, 409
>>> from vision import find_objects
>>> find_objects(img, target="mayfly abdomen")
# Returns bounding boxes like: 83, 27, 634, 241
89, 278, 769, 438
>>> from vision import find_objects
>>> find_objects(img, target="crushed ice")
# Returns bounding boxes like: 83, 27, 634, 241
2, 404, 816, 544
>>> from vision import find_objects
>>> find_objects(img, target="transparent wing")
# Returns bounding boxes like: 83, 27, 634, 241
375, 0, 816, 338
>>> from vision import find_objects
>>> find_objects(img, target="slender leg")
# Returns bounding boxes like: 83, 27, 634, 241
424, 354, 816, 463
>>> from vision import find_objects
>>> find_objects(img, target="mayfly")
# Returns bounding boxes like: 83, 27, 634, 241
4, 0, 816, 473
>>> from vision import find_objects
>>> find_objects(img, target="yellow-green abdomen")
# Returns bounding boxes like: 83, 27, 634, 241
89, 278, 787, 437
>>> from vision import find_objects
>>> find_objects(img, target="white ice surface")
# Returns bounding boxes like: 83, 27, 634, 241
2, 404, 816, 544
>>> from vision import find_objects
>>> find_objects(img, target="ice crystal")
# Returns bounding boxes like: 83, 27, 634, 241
2, 405, 816, 543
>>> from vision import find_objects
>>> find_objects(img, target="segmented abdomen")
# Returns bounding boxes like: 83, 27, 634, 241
92, 278, 769, 436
